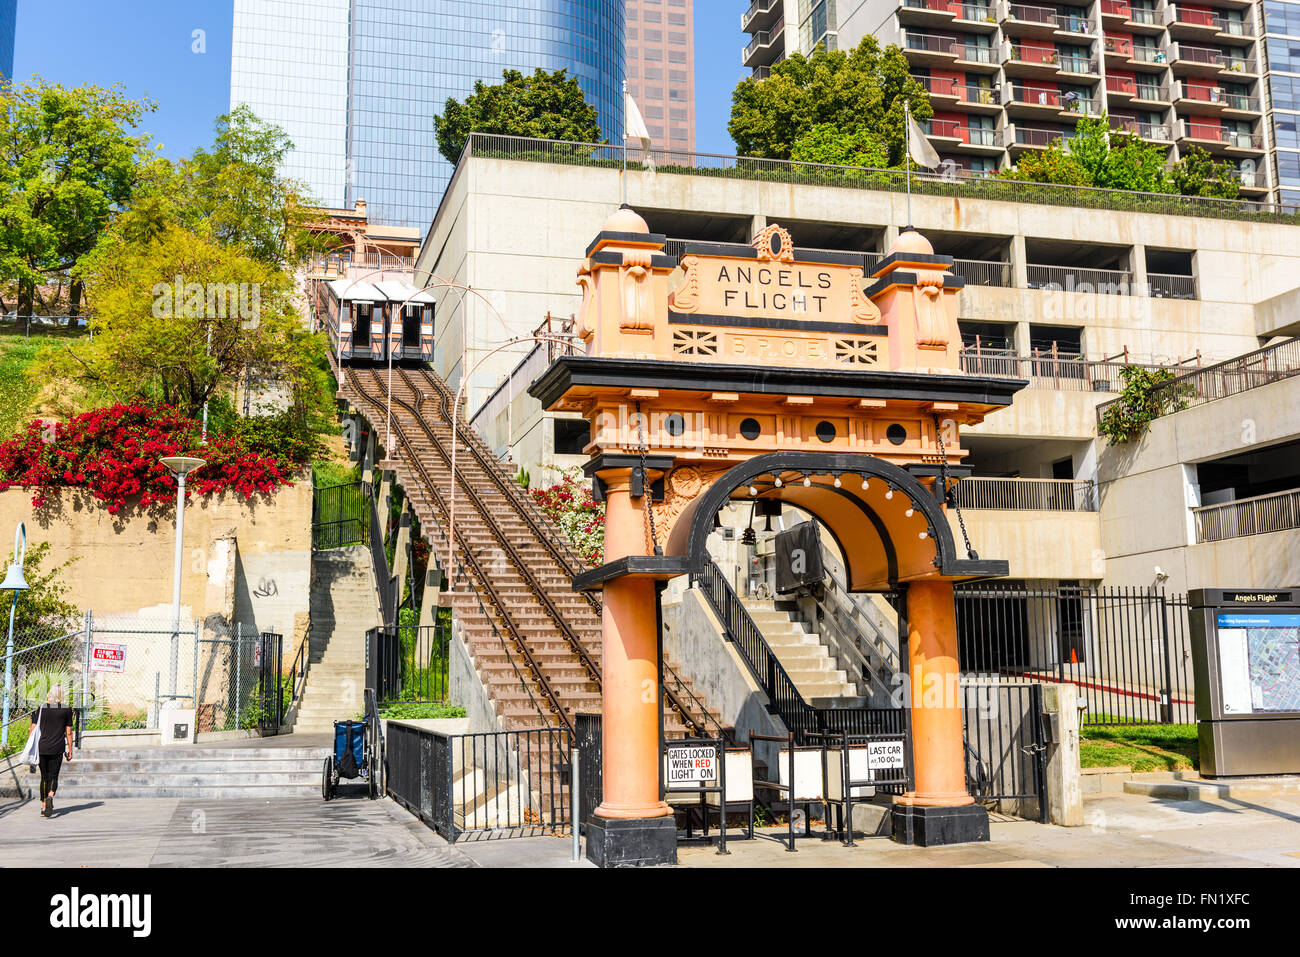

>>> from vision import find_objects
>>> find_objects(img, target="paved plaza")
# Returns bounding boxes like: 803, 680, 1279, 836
4, 787, 1300, 868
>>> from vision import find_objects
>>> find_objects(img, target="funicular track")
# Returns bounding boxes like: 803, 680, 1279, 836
340, 362, 721, 740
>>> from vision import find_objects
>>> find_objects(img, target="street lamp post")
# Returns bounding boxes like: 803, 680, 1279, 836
0, 522, 30, 749
160, 456, 205, 698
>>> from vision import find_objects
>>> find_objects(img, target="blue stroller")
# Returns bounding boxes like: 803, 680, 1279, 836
322, 717, 379, 801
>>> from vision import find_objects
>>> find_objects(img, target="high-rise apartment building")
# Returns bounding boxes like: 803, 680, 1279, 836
625, 0, 696, 152
232, 0, 626, 228
0, 0, 17, 84
742, 0, 1290, 207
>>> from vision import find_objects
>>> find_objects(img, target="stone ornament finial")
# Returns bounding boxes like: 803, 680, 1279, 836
751, 224, 795, 264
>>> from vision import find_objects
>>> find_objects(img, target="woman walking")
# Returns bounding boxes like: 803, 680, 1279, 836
30, 687, 74, 817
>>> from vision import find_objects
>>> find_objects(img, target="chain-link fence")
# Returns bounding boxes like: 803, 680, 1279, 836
2, 613, 286, 754
0, 617, 86, 758
196, 623, 284, 734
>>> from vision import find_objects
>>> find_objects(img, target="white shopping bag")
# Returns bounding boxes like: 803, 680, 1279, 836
18, 707, 42, 768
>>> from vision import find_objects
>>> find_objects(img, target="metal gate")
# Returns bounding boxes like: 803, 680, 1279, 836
963, 683, 1049, 823
255, 632, 283, 734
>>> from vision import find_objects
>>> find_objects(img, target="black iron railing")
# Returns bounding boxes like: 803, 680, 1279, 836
954, 584, 1194, 724
692, 556, 904, 744
312, 482, 371, 549
962, 683, 1049, 822
386, 724, 573, 843
368, 623, 451, 705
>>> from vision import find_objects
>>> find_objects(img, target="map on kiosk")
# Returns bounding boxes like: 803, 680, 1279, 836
1216, 613, 1300, 714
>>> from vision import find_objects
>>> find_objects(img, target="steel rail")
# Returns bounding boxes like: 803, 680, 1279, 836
346, 367, 575, 733
394, 365, 719, 737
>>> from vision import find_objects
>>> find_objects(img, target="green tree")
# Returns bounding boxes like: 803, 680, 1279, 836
41, 224, 321, 417
5, 541, 80, 642
0, 80, 155, 317
1066, 116, 1170, 193
1000, 115, 1172, 193
728, 38, 931, 165
113, 107, 321, 269
1169, 145, 1242, 200
434, 68, 604, 164
790, 123, 889, 169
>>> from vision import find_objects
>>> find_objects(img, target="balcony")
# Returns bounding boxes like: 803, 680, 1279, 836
1177, 120, 1264, 154
1000, 3, 1095, 37
1110, 115, 1174, 144
1127, 44, 1171, 72
1163, 4, 1254, 43
1169, 43, 1256, 78
924, 117, 965, 142
953, 41, 1001, 69
1193, 488, 1300, 543
741, 0, 782, 32
956, 125, 1003, 150
1103, 34, 1133, 64
1005, 124, 1076, 149
743, 22, 786, 68
954, 2, 1000, 28
1058, 53, 1100, 76
902, 31, 962, 65
1005, 43, 1098, 78
957, 84, 1003, 109
912, 73, 961, 100
1100, 0, 1130, 21
1171, 81, 1260, 116
1005, 83, 1103, 117
955, 477, 1097, 511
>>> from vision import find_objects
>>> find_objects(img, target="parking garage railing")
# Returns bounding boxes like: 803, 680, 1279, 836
954, 476, 1097, 511
1193, 488, 1300, 543
461, 133, 1300, 224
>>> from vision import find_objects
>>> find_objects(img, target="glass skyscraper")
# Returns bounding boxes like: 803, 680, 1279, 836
1264, 1, 1300, 208
232, 0, 626, 229
0, 0, 16, 84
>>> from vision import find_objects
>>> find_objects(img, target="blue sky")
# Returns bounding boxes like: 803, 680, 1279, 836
14, 1, 742, 159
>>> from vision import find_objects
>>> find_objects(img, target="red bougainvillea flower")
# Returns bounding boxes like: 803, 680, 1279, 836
0, 403, 301, 513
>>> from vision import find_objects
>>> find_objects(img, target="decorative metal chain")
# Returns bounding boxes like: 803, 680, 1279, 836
933, 413, 977, 560
634, 401, 662, 555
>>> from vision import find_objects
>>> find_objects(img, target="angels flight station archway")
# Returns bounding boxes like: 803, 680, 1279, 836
529, 209, 1027, 865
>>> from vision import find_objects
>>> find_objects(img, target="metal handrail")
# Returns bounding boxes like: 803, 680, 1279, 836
346, 366, 575, 733
1097, 335, 1300, 423
693, 556, 904, 744
954, 476, 1097, 511
1192, 487, 1300, 543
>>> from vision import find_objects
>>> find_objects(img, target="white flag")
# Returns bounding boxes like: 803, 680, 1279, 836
907, 112, 941, 169
624, 84, 656, 174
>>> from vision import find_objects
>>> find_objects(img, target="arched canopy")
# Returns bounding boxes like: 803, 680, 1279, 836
668, 452, 1007, 591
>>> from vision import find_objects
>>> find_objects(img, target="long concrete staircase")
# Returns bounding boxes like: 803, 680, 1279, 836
290, 546, 381, 733
741, 597, 861, 703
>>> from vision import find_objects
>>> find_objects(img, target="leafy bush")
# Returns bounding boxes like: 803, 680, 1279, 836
529, 468, 604, 566
1097, 367, 1195, 444
377, 702, 466, 721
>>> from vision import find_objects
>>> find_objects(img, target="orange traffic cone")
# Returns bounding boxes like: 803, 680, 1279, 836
1070, 648, 1078, 664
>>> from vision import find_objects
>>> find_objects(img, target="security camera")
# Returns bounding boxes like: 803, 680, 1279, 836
1154, 566, 1168, 581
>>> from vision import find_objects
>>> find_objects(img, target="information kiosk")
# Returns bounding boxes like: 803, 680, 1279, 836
1189, 588, 1300, 776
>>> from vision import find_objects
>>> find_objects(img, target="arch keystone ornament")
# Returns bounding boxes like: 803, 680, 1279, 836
530, 214, 1028, 865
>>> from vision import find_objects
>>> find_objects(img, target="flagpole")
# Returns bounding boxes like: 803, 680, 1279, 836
905, 99, 913, 228
622, 81, 629, 207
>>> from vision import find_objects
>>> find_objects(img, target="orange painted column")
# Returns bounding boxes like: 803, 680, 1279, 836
897, 579, 973, 808
594, 469, 672, 820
